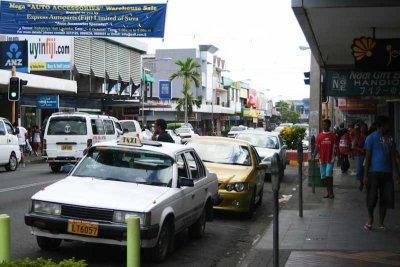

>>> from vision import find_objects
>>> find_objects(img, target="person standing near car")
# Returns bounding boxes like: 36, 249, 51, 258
13, 122, 27, 167
363, 116, 399, 231
32, 125, 41, 156
337, 123, 351, 173
152, 119, 174, 143
312, 119, 338, 199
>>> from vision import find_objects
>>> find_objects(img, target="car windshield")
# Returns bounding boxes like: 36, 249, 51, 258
73, 146, 174, 186
175, 128, 191, 134
188, 141, 251, 166
230, 126, 246, 132
236, 134, 279, 149
47, 117, 87, 135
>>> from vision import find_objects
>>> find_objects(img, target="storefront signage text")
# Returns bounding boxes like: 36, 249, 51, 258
37, 95, 59, 109
326, 69, 400, 97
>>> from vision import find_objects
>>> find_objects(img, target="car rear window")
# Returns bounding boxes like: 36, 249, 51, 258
47, 117, 87, 135
121, 121, 137, 132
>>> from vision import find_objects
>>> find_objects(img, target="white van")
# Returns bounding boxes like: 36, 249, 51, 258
119, 120, 143, 139
0, 117, 21, 171
43, 112, 120, 172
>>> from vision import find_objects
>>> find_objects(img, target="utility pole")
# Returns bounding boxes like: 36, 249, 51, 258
11, 66, 16, 124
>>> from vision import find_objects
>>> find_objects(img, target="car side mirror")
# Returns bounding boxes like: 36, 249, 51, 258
178, 177, 194, 187
257, 162, 268, 170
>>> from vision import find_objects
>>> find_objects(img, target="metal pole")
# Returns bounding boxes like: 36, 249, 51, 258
141, 79, 145, 127
271, 153, 280, 267
297, 138, 303, 217
0, 214, 10, 263
11, 66, 16, 124
127, 216, 140, 267
311, 135, 316, 194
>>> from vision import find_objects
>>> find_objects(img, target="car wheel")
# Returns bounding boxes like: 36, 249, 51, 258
151, 222, 172, 262
36, 236, 62, 251
188, 207, 206, 238
256, 183, 264, 206
5, 153, 18, 171
50, 164, 62, 173
244, 187, 256, 219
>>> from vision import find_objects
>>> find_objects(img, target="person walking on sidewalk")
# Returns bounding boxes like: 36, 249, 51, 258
353, 123, 368, 191
13, 122, 28, 167
363, 116, 399, 231
312, 119, 338, 199
337, 123, 351, 173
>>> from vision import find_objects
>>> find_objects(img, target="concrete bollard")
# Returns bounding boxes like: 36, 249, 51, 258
127, 215, 140, 267
0, 214, 10, 263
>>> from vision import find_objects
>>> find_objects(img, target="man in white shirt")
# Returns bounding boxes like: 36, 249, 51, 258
13, 122, 27, 167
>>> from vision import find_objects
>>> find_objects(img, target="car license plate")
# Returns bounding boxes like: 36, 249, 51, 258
61, 145, 72, 150
67, 220, 99, 237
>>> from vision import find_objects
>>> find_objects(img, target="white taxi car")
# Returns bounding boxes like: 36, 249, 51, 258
25, 136, 218, 262
0, 117, 21, 171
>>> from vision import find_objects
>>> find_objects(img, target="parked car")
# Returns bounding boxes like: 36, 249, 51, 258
174, 127, 199, 143
25, 136, 218, 262
186, 137, 266, 218
142, 128, 153, 141
43, 112, 120, 173
166, 129, 182, 144
227, 125, 248, 138
119, 120, 142, 138
0, 117, 21, 171
235, 131, 287, 178
167, 122, 193, 130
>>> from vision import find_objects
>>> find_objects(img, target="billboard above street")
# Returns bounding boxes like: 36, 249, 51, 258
0, 2, 167, 38
7, 35, 72, 71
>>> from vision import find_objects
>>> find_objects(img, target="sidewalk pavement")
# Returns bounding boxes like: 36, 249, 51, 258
239, 165, 400, 267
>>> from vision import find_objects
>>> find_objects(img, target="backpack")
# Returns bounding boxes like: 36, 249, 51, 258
339, 132, 351, 155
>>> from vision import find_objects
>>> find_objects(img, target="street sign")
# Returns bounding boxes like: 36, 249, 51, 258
159, 81, 172, 99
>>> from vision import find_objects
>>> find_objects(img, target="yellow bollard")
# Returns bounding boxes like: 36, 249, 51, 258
0, 214, 10, 263
127, 216, 140, 267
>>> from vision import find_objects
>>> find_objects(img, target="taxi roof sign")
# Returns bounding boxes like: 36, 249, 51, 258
119, 134, 143, 147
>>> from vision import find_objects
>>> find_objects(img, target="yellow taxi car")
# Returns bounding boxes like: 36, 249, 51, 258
186, 137, 266, 217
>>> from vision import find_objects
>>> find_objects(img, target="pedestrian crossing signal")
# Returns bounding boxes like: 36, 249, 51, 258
8, 77, 20, 101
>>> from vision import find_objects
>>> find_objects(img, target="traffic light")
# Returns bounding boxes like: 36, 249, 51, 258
8, 77, 20, 101
303, 72, 310, 85
20, 79, 28, 92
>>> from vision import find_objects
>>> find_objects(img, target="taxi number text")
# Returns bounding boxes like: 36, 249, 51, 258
67, 220, 99, 237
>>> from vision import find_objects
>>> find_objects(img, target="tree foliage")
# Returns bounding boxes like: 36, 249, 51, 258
275, 100, 300, 124
169, 57, 202, 122
280, 126, 306, 150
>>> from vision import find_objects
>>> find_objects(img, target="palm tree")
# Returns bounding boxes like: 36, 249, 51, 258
169, 57, 201, 126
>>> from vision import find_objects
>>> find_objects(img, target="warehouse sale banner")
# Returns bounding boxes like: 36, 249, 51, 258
0, 1, 167, 38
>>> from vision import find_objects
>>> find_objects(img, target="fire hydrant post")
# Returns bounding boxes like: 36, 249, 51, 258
127, 215, 140, 267
0, 214, 10, 263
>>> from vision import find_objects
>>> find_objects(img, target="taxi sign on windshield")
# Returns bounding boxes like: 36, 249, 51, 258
119, 134, 143, 147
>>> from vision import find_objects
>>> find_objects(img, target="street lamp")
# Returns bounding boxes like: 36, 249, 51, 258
141, 57, 172, 127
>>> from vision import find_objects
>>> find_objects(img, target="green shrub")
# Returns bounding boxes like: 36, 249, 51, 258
280, 126, 306, 150
0, 257, 87, 267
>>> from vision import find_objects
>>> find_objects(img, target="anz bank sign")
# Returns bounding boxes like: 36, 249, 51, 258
0, 40, 29, 73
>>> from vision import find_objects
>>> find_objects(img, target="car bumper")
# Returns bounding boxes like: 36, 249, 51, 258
213, 189, 253, 213
25, 213, 159, 247
44, 157, 81, 164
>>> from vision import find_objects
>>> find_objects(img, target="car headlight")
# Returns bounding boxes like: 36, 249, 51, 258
33, 200, 61, 216
113, 211, 150, 225
225, 182, 249, 192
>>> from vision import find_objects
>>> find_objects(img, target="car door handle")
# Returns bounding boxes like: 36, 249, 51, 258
191, 194, 195, 199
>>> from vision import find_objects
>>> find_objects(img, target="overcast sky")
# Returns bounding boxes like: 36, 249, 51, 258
37, 0, 310, 101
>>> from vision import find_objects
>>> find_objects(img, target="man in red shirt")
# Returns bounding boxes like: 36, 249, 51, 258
312, 119, 338, 198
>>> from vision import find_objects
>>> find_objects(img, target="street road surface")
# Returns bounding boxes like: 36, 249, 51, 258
0, 162, 299, 267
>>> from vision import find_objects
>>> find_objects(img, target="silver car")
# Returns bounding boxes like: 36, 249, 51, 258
235, 131, 287, 178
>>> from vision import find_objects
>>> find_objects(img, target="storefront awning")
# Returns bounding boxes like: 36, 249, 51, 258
0, 69, 77, 94
145, 74, 155, 83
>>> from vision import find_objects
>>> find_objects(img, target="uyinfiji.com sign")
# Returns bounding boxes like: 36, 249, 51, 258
326, 69, 400, 97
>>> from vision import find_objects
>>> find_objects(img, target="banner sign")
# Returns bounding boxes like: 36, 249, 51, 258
159, 80, 171, 99
36, 95, 59, 109
7, 35, 72, 71
0, 2, 167, 38
0, 40, 29, 72
337, 98, 376, 114
326, 69, 400, 97
352, 37, 400, 71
